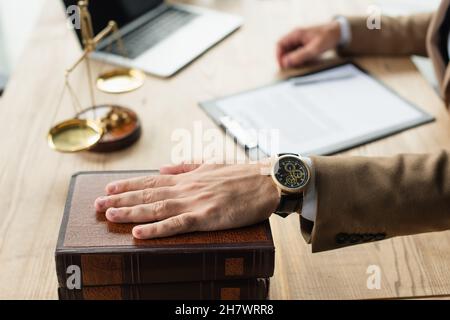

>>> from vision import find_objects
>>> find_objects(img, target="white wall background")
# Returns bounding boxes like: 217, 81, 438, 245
372, 0, 440, 15
0, 0, 45, 74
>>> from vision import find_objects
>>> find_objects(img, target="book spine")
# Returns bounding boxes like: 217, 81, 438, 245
56, 248, 274, 287
58, 279, 269, 300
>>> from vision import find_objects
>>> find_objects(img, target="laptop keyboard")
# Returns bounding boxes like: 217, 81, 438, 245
102, 7, 198, 59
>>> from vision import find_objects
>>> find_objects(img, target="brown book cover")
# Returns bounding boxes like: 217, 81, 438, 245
58, 279, 270, 300
56, 171, 275, 287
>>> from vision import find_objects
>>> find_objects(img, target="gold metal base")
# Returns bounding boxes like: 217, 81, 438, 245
96, 69, 145, 94
48, 105, 141, 154
47, 119, 103, 153
77, 105, 141, 153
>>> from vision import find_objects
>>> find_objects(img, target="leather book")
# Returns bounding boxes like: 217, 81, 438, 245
56, 171, 275, 287
58, 279, 269, 300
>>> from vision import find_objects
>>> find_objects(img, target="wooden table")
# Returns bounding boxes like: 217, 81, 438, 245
1, 0, 449, 300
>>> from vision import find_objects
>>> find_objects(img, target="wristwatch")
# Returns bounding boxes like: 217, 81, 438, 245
271, 153, 311, 218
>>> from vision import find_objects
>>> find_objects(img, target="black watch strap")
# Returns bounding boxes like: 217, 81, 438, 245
279, 153, 299, 157
275, 193, 304, 218
274, 153, 303, 218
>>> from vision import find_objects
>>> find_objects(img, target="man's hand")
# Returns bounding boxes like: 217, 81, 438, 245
94, 162, 280, 240
277, 21, 341, 69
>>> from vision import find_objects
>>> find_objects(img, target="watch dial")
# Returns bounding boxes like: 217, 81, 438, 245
274, 156, 309, 190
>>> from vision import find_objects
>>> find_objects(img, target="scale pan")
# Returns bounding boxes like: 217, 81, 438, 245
47, 119, 103, 153
96, 68, 145, 94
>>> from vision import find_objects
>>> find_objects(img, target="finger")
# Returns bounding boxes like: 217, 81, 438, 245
276, 44, 287, 69
105, 175, 176, 195
95, 187, 177, 212
106, 199, 187, 224
282, 44, 318, 68
277, 32, 308, 69
160, 163, 201, 175
277, 29, 304, 53
132, 213, 199, 239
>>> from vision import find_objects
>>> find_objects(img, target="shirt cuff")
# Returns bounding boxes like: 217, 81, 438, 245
301, 157, 317, 222
335, 16, 352, 48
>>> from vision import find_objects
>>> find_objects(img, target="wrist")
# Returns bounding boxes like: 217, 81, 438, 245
269, 154, 311, 218
327, 20, 342, 49
255, 160, 281, 215
270, 177, 282, 214
334, 16, 352, 47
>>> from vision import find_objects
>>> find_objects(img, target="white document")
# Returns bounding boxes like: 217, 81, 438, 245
210, 64, 433, 156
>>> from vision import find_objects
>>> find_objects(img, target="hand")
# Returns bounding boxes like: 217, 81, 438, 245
277, 21, 341, 69
94, 162, 280, 240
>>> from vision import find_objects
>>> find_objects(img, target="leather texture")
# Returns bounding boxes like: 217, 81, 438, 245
58, 279, 269, 300
56, 171, 275, 287
276, 194, 303, 218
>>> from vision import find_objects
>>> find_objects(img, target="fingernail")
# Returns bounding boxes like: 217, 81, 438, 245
95, 196, 108, 209
107, 208, 119, 217
133, 227, 143, 238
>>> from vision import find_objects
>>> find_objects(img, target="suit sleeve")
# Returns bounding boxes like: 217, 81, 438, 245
338, 13, 433, 57
301, 152, 450, 252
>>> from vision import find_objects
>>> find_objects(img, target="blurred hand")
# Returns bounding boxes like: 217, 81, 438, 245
277, 21, 341, 69
95, 162, 280, 240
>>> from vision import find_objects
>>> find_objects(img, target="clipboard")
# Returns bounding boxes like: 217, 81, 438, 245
199, 62, 435, 160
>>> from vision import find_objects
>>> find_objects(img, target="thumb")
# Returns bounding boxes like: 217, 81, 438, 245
160, 163, 201, 175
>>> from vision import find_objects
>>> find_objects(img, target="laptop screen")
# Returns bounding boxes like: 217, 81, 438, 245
63, 0, 163, 43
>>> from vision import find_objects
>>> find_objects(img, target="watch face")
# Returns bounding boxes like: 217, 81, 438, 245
273, 156, 310, 191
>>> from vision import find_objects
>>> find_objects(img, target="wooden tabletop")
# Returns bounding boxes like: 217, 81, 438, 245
1, 0, 449, 300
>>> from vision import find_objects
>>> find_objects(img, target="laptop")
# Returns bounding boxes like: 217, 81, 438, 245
0, 73, 7, 96
62, 0, 242, 77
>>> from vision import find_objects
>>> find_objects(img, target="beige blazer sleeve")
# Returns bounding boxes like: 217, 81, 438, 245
302, 152, 450, 252
338, 13, 433, 57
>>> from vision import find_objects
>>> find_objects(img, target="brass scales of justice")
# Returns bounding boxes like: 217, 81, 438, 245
48, 0, 146, 153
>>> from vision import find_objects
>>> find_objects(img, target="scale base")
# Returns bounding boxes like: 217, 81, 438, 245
77, 105, 141, 153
